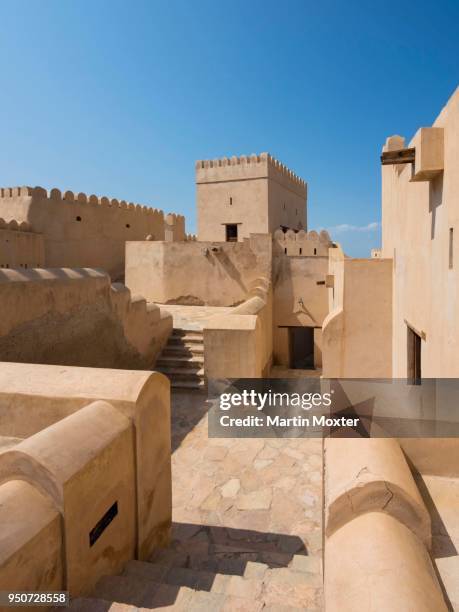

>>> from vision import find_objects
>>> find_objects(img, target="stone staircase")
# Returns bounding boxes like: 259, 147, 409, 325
155, 329, 205, 391
65, 525, 323, 611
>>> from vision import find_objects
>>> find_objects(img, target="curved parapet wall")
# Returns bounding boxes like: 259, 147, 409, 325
325, 438, 431, 547
323, 437, 448, 610
325, 512, 447, 612
0, 363, 171, 564
0, 400, 136, 595
0, 479, 62, 593
0, 186, 178, 278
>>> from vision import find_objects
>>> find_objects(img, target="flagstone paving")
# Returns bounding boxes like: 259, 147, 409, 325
168, 390, 324, 609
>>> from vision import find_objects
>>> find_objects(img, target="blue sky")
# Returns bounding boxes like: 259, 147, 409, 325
0, 0, 458, 256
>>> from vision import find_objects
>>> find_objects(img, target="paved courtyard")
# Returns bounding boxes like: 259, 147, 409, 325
167, 390, 324, 610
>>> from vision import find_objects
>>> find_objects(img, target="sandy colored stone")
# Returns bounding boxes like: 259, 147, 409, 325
221, 478, 241, 498
236, 489, 273, 511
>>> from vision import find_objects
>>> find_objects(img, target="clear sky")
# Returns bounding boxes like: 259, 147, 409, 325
0, 0, 458, 256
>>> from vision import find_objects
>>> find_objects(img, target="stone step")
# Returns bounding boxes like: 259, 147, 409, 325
172, 329, 203, 338
170, 334, 204, 345
90, 575, 198, 609
171, 379, 206, 390
91, 574, 160, 607
124, 559, 222, 592
64, 596, 136, 611
156, 366, 205, 379
162, 345, 204, 356
156, 354, 204, 368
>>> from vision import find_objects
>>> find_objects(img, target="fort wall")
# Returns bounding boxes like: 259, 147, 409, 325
322, 245, 392, 377
0, 187, 184, 279
0, 268, 172, 368
125, 233, 272, 307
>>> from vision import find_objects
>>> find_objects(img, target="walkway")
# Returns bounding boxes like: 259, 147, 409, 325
168, 390, 324, 609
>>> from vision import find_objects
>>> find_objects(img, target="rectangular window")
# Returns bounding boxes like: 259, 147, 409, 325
407, 326, 422, 385
229, 197, 233, 206
225, 224, 238, 242
449, 227, 454, 269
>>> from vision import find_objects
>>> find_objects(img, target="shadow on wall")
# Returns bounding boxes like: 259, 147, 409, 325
0, 267, 99, 281
429, 174, 444, 240
211, 249, 247, 296
0, 268, 172, 370
0, 303, 147, 369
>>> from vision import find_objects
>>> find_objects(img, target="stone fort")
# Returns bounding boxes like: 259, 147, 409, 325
0, 88, 458, 611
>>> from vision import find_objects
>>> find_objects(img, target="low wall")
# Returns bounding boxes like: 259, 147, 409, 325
204, 278, 273, 378
125, 233, 272, 307
325, 512, 447, 612
0, 268, 172, 369
0, 401, 136, 595
0, 479, 62, 595
324, 437, 447, 611
0, 363, 172, 596
324, 438, 431, 546
322, 246, 393, 377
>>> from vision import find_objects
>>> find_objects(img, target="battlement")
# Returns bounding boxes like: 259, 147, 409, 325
0, 218, 32, 232
0, 186, 165, 219
195, 153, 306, 197
273, 228, 332, 256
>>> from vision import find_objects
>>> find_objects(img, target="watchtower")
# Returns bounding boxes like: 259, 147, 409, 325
196, 153, 307, 242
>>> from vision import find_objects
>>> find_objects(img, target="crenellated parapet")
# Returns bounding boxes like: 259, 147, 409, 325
0, 185, 165, 220
273, 228, 332, 256
196, 152, 306, 198
164, 212, 186, 242
0, 218, 32, 232
0, 185, 185, 275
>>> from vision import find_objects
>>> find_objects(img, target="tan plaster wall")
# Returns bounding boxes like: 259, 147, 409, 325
125, 234, 272, 307
204, 280, 273, 378
0, 363, 172, 563
197, 179, 270, 241
272, 254, 329, 367
0, 401, 136, 595
0, 268, 172, 368
0, 187, 182, 279
0, 480, 62, 597
325, 512, 447, 612
196, 154, 306, 241
0, 224, 44, 270
325, 438, 431, 546
382, 87, 459, 377
322, 246, 392, 377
